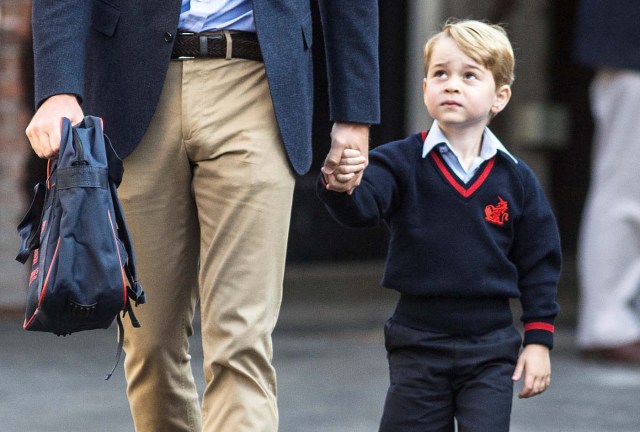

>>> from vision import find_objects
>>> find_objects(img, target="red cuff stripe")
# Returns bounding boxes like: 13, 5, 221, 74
524, 322, 555, 333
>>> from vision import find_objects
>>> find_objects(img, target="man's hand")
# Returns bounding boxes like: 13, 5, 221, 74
512, 344, 551, 399
26, 94, 84, 159
321, 122, 369, 194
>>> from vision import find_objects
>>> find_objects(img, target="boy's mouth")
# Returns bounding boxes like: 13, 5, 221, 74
442, 100, 461, 107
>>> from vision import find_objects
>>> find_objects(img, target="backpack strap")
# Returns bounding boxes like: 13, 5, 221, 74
104, 288, 144, 380
101, 128, 145, 380
104, 134, 146, 307
104, 314, 126, 380
16, 160, 58, 263
110, 182, 145, 306
15, 182, 46, 263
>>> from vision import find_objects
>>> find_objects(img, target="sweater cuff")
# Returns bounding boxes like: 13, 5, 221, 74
523, 321, 555, 349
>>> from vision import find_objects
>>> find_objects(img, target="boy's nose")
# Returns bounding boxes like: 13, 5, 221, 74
444, 77, 461, 93
445, 83, 460, 93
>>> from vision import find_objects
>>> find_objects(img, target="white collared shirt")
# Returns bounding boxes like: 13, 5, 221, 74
179, 0, 255, 33
421, 121, 518, 183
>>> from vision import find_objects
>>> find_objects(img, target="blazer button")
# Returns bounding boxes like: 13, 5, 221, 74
164, 32, 174, 42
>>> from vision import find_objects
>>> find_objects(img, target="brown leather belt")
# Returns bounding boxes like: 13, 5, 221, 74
171, 31, 263, 62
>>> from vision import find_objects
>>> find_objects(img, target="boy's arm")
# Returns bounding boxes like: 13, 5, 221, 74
317, 144, 404, 228
512, 344, 551, 398
512, 166, 562, 349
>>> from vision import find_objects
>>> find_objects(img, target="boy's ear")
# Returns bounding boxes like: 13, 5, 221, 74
422, 78, 428, 107
491, 84, 512, 115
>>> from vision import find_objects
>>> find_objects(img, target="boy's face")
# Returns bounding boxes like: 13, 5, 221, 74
423, 37, 511, 133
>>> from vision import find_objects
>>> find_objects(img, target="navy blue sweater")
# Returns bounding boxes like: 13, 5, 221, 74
317, 133, 561, 348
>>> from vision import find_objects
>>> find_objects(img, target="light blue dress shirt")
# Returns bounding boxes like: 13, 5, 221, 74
179, 0, 255, 33
422, 121, 518, 183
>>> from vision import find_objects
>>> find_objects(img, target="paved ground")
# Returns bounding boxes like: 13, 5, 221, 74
1, 262, 640, 431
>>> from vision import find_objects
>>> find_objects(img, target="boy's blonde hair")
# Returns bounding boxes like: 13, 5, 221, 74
423, 19, 515, 88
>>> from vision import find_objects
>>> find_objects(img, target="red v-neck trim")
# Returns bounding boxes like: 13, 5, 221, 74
430, 151, 496, 198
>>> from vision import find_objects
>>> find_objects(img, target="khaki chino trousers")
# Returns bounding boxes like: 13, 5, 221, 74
118, 58, 295, 431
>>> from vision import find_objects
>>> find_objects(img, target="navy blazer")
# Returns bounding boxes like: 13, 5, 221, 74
32, 0, 380, 175
574, 0, 640, 72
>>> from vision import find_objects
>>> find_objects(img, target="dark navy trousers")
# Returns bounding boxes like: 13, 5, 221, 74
379, 319, 522, 432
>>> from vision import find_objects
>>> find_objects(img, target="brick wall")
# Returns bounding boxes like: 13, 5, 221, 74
0, 1, 33, 311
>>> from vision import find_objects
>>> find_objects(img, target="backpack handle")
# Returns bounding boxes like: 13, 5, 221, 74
71, 128, 89, 166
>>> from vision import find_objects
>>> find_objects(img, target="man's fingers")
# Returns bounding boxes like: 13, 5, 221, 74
45, 126, 61, 158
25, 94, 84, 159
27, 122, 60, 159
341, 148, 362, 158
323, 147, 344, 174
340, 155, 366, 166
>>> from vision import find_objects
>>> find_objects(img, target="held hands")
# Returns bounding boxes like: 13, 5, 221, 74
26, 94, 84, 159
322, 148, 366, 193
512, 344, 551, 399
321, 122, 369, 195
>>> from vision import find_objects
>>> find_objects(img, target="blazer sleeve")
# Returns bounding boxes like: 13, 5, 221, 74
316, 0, 380, 124
32, 0, 92, 108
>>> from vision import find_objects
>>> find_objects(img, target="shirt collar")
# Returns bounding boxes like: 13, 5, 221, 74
421, 121, 518, 164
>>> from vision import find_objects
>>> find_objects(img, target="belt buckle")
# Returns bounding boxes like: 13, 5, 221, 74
175, 32, 195, 60
173, 31, 226, 60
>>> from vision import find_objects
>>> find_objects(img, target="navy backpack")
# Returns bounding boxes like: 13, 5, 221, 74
16, 116, 145, 378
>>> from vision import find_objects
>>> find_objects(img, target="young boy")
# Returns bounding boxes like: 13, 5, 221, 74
318, 19, 561, 431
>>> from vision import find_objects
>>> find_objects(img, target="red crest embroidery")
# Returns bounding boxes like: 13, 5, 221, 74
485, 196, 509, 226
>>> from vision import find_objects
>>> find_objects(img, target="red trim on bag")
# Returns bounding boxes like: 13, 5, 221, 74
24, 237, 61, 329
23, 309, 39, 329
29, 268, 39, 285
46, 160, 52, 190
39, 237, 60, 305
524, 322, 555, 333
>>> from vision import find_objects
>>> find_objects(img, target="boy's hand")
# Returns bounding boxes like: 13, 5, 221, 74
512, 344, 551, 399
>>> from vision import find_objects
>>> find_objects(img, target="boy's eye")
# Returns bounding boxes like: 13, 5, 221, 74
464, 72, 477, 80
433, 70, 447, 78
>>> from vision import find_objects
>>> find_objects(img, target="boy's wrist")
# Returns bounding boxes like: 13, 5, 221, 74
523, 321, 555, 350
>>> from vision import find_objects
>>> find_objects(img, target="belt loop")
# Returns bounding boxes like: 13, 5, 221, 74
223, 30, 232, 60
199, 35, 208, 57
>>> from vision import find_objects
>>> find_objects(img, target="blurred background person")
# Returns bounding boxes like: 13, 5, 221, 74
575, 0, 640, 362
